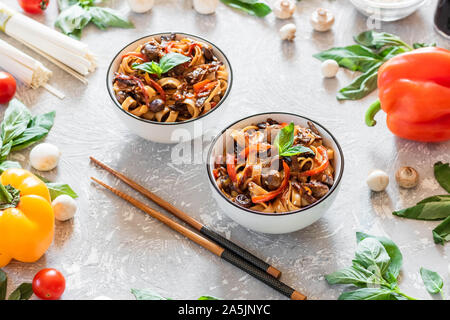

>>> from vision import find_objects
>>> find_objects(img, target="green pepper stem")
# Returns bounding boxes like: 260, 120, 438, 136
365, 99, 381, 127
0, 183, 12, 204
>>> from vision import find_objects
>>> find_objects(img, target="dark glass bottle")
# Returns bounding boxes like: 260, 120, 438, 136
434, 0, 450, 38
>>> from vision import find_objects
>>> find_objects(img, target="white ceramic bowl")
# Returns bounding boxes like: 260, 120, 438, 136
206, 112, 344, 234
106, 32, 233, 144
350, 0, 426, 21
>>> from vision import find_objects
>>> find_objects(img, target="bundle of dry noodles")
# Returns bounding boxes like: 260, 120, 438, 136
0, 2, 96, 82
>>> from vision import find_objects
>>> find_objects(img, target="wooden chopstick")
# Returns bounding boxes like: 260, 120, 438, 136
90, 176, 306, 300
89, 156, 282, 279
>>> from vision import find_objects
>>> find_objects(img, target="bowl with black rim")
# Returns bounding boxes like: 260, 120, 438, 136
106, 32, 233, 144
206, 112, 344, 234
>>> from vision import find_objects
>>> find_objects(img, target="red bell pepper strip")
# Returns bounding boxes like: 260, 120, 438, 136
251, 161, 290, 204
238, 144, 272, 160
121, 52, 149, 62
147, 78, 166, 101
300, 146, 329, 177
226, 154, 237, 183
193, 79, 212, 93
213, 169, 219, 179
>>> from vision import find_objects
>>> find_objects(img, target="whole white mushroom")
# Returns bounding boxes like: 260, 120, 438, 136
366, 170, 389, 192
193, 0, 219, 15
30, 143, 61, 171
321, 59, 339, 78
52, 195, 77, 222
279, 23, 296, 41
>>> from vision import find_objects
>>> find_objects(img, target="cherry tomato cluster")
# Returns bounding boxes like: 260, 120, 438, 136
32, 268, 66, 300
18, 0, 49, 14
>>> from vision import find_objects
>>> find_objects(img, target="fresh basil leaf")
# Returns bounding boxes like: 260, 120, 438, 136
10, 111, 55, 152
417, 195, 450, 204
413, 42, 436, 49
0, 269, 6, 300
159, 53, 191, 74
434, 161, 450, 193
354, 238, 391, 277
197, 296, 220, 300
273, 122, 294, 154
46, 183, 78, 201
280, 145, 314, 157
8, 283, 33, 300
337, 62, 381, 100
313, 45, 382, 72
354, 31, 411, 50
220, 0, 272, 17
325, 264, 387, 288
393, 201, 450, 220
378, 46, 408, 60
356, 232, 403, 279
420, 267, 444, 294
338, 288, 398, 300
1, 99, 32, 145
88, 7, 134, 30
0, 161, 21, 174
55, 4, 92, 39
133, 61, 162, 78
432, 216, 450, 245
131, 288, 169, 300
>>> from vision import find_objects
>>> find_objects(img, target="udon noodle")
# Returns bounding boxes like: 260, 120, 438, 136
113, 33, 229, 122
213, 119, 335, 213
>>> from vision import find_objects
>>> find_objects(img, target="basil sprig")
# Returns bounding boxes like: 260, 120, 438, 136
132, 53, 191, 78
0, 269, 33, 300
314, 30, 435, 100
273, 122, 314, 158
420, 267, 445, 298
326, 232, 416, 300
55, 0, 134, 39
220, 0, 271, 17
131, 288, 219, 300
0, 99, 55, 162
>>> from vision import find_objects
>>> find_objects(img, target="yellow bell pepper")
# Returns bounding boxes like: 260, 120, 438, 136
0, 168, 54, 267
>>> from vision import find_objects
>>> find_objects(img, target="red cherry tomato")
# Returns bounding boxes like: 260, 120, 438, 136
32, 268, 66, 300
0, 72, 16, 104
18, 0, 49, 14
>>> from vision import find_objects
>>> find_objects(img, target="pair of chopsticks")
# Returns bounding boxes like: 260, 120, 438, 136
90, 157, 306, 300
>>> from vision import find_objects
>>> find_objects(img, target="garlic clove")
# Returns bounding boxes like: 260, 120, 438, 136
279, 23, 296, 41
310, 8, 335, 32
366, 169, 389, 192
193, 0, 219, 15
395, 166, 419, 189
321, 59, 339, 78
52, 195, 77, 222
273, 0, 296, 20
29, 143, 61, 171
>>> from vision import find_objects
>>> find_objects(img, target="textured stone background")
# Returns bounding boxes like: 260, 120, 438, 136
0, 0, 449, 300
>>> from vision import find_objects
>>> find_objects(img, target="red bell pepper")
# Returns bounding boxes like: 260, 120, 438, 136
300, 146, 329, 177
226, 154, 237, 183
365, 47, 450, 142
147, 78, 166, 101
251, 161, 290, 204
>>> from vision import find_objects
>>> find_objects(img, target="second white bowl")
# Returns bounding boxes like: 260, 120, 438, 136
206, 112, 344, 234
